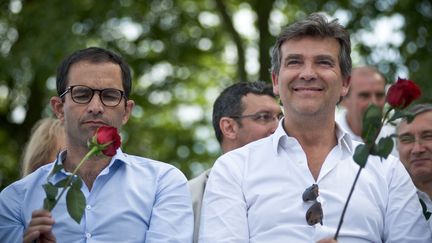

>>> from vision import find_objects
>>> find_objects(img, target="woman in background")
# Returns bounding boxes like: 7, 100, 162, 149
21, 117, 65, 177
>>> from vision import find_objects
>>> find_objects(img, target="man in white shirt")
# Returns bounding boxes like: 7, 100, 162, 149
396, 103, 432, 232
199, 13, 430, 242
336, 66, 397, 156
188, 81, 282, 243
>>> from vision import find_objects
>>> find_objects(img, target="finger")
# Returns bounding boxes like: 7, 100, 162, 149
24, 210, 56, 243
28, 211, 55, 227
31, 209, 52, 218
23, 230, 40, 243
40, 231, 57, 243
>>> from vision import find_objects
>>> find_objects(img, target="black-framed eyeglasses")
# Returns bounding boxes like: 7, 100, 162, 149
60, 85, 126, 107
230, 111, 283, 124
302, 184, 323, 226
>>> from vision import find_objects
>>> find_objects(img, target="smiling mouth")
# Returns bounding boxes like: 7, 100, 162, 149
411, 158, 431, 163
293, 87, 323, 91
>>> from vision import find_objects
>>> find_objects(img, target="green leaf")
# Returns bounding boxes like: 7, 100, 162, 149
361, 105, 382, 145
43, 182, 58, 200
374, 137, 394, 159
66, 179, 86, 224
54, 178, 69, 187
387, 110, 413, 123
353, 144, 370, 168
42, 182, 58, 210
70, 177, 82, 190
43, 197, 56, 210
405, 113, 415, 123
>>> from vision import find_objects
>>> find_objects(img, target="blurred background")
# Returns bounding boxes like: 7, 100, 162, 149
1, 0, 431, 190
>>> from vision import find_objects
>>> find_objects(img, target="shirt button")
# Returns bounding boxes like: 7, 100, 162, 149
86, 205, 91, 210
86, 232, 92, 238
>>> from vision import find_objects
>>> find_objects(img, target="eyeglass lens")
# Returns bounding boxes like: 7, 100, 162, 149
69, 85, 124, 107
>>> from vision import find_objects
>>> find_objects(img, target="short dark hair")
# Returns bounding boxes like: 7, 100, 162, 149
212, 81, 276, 144
56, 47, 132, 98
270, 13, 351, 79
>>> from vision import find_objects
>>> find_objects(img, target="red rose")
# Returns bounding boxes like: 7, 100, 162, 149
96, 126, 121, 156
386, 77, 421, 109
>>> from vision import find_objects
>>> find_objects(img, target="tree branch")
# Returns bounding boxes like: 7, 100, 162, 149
214, 0, 247, 82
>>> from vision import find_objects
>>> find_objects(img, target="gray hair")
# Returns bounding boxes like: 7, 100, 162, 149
270, 13, 352, 79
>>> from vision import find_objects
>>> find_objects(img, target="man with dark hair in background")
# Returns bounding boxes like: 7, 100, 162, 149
189, 81, 282, 243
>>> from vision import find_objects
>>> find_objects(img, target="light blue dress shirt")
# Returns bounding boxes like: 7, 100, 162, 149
0, 149, 193, 243
199, 121, 432, 242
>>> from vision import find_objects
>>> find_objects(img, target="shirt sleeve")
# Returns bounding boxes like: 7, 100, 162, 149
383, 156, 432, 242
0, 184, 26, 243
199, 152, 249, 242
145, 166, 194, 243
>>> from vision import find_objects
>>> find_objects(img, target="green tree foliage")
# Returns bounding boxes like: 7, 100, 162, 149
0, 0, 431, 189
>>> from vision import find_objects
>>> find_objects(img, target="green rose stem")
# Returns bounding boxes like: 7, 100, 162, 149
41, 126, 120, 228
45, 146, 102, 212
334, 108, 393, 240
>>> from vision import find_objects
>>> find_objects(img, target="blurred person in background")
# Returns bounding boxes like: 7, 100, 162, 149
397, 103, 432, 232
21, 117, 65, 177
188, 81, 282, 243
337, 66, 397, 156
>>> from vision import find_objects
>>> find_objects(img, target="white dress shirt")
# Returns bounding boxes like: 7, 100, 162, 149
199, 121, 431, 243
418, 190, 432, 232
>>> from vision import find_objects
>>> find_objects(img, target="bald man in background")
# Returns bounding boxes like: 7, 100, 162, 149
337, 66, 397, 156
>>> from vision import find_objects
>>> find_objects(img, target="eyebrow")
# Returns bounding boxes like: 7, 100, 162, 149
283, 54, 336, 62
397, 132, 413, 137
398, 130, 432, 136
283, 54, 302, 63
315, 54, 336, 63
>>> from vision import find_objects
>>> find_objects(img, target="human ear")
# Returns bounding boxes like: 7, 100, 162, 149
341, 76, 351, 97
50, 97, 65, 121
219, 117, 239, 140
122, 100, 135, 125
271, 72, 280, 96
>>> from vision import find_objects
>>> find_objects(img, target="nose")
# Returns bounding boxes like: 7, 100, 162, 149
299, 63, 318, 81
370, 95, 378, 105
86, 91, 104, 114
411, 139, 426, 155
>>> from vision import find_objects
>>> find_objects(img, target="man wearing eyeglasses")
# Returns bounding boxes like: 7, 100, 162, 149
0, 47, 193, 242
188, 81, 282, 243
397, 104, 432, 232
199, 13, 430, 242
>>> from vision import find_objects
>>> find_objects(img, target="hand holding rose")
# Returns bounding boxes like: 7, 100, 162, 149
42, 126, 121, 223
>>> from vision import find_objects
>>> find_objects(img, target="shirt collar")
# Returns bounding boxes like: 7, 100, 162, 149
335, 121, 354, 154
272, 119, 354, 155
48, 148, 129, 183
